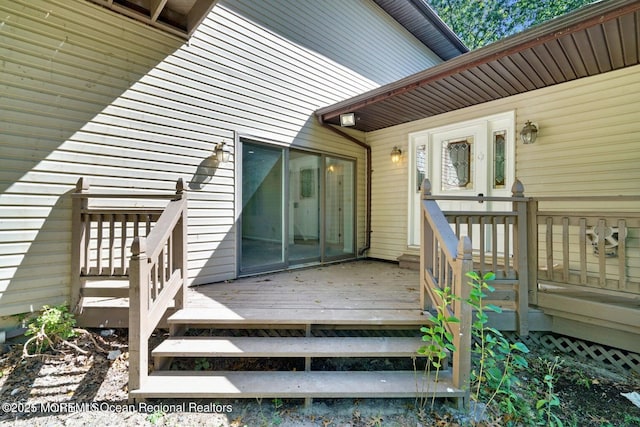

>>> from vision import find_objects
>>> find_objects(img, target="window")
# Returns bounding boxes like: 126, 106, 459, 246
493, 130, 506, 189
442, 137, 473, 190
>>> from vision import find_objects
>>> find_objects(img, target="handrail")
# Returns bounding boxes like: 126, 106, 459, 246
70, 177, 188, 398
420, 179, 472, 404
128, 179, 188, 396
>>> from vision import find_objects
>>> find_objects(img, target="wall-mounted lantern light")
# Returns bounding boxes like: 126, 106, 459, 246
520, 120, 538, 144
215, 141, 231, 163
390, 146, 402, 163
339, 112, 356, 127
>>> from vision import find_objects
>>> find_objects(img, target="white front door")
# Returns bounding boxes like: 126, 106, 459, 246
408, 112, 515, 249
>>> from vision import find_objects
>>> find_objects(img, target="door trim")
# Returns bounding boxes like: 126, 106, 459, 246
407, 111, 516, 247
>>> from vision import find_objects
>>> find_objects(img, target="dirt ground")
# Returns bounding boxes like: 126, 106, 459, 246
0, 327, 639, 427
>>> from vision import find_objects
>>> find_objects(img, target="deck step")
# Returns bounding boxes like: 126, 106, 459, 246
152, 336, 425, 358
129, 370, 465, 400
167, 307, 428, 326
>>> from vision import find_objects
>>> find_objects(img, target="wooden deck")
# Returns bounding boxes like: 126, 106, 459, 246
189, 260, 422, 310
77, 260, 426, 328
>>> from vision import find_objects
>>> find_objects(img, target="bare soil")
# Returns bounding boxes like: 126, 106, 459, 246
0, 329, 639, 426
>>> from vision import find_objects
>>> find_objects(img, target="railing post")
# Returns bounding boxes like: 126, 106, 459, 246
453, 237, 473, 406
420, 178, 433, 311
527, 198, 539, 306
71, 178, 90, 313
512, 179, 529, 335
170, 179, 188, 336
129, 236, 150, 398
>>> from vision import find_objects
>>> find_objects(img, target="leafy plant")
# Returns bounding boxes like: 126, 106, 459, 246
194, 357, 211, 371
466, 271, 530, 421
536, 356, 564, 427
417, 285, 459, 411
24, 304, 76, 355
146, 410, 165, 425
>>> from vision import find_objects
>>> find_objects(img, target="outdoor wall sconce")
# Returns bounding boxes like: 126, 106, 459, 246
520, 120, 538, 144
340, 112, 356, 127
214, 141, 231, 163
390, 146, 402, 163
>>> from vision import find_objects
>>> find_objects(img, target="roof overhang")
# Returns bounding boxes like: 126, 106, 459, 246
317, 0, 640, 132
87, 0, 218, 38
373, 0, 468, 60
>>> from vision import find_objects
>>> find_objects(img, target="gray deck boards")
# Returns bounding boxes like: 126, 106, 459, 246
130, 371, 465, 399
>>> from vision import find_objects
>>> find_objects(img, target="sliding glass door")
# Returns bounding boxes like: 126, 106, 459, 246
289, 150, 321, 263
240, 139, 355, 274
324, 156, 355, 258
241, 142, 285, 273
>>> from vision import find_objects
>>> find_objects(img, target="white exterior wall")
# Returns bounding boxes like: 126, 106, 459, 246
367, 64, 640, 262
0, 0, 439, 319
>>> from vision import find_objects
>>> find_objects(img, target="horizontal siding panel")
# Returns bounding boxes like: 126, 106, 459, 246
3, 0, 180, 61
223, 0, 440, 86
1, 0, 436, 317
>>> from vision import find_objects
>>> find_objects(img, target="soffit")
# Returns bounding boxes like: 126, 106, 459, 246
317, 0, 640, 132
87, 0, 218, 38
373, 0, 468, 60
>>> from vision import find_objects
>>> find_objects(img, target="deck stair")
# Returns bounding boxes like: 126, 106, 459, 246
128, 307, 467, 403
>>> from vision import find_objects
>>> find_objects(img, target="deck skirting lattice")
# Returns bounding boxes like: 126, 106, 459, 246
505, 332, 640, 375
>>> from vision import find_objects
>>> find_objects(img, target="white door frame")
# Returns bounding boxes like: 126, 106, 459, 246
407, 111, 515, 248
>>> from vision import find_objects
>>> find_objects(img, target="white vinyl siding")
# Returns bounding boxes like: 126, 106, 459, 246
367, 64, 640, 262
0, 0, 438, 318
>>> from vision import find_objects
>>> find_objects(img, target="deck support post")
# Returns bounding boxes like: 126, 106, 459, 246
169, 179, 188, 337
71, 178, 90, 313
452, 237, 473, 408
526, 198, 539, 306
129, 236, 150, 398
512, 179, 530, 336
420, 179, 434, 311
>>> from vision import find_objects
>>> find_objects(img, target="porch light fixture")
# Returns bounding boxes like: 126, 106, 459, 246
339, 112, 356, 127
214, 141, 231, 163
390, 146, 402, 163
520, 120, 538, 144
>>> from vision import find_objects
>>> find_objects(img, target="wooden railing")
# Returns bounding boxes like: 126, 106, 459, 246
71, 178, 184, 309
533, 195, 640, 299
71, 178, 188, 394
422, 179, 532, 335
420, 180, 472, 401
421, 178, 640, 338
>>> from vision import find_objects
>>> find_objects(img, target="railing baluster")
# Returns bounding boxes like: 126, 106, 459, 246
562, 217, 569, 282
504, 216, 511, 277
84, 217, 91, 275
618, 219, 627, 290
479, 216, 486, 275
96, 214, 104, 274
598, 219, 607, 287
579, 218, 587, 284
546, 217, 554, 280
117, 214, 125, 275
492, 216, 498, 275
109, 214, 115, 276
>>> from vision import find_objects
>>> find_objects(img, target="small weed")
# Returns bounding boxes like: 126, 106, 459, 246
417, 284, 459, 412
24, 304, 76, 355
536, 356, 563, 427
272, 398, 283, 410
146, 410, 165, 425
194, 357, 211, 371
622, 414, 640, 427
570, 371, 591, 389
